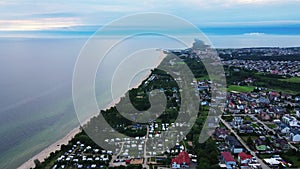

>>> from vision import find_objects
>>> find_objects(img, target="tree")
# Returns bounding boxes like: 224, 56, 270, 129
246, 137, 253, 146
33, 159, 41, 168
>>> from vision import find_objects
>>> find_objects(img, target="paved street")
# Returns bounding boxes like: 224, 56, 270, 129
254, 117, 298, 151
219, 116, 271, 169
223, 114, 298, 151
109, 142, 125, 167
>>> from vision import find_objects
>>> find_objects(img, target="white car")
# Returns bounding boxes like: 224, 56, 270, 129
251, 157, 258, 163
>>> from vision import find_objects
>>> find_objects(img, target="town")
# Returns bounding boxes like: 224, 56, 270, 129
35, 45, 300, 169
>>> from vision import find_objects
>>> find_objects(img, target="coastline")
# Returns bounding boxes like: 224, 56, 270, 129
17, 127, 81, 169
18, 51, 166, 169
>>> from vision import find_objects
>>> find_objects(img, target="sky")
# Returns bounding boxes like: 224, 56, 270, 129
0, 0, 300, 37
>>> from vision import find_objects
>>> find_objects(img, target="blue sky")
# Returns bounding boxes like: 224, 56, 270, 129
0, 0, 300, 37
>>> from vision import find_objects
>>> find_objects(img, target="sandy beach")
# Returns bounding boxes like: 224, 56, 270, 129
17, 127, 81, 169
18, 51, 166, 169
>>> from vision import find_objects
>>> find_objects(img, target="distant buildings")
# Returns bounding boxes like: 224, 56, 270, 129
222, 59, 300, 77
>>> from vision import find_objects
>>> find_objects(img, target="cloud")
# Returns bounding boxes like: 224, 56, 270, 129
30, 12, 79, 18
0, 0, 299, 33
0, 18, 82, 31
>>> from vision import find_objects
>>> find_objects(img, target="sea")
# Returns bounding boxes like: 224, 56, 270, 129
0, 25, 300, 169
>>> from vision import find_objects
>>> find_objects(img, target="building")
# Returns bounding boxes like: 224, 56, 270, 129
295, 108, 300, 118
232, 117, 244, 127
282, 115, 300, 128
213, 127, 230, 140
239, 125, 254, 134
171, 151, 190, 168
221, 152, 237, 169
238, 152, 252, 168
290, 133, 300, 142
225, 136, 243, 154
259, 112, 271, 121
273, 138, 290, 151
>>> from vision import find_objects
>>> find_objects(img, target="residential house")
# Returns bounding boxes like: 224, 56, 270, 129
225, 136, 243, 154
259, 112, 271, 121
239, 125, 254, 134
171, 151, 190, 168
269, 91, 280, 102
232, 116, 244, 128
281, 126, 290, 134
272, 106, 286, 119
295, 108, 300, 118
213, 127, 230, 140
238, 152, 252, 169
256, 97, 270, 105
221, 152, 237, 169
282, 115, 300, 128
273, 138, 290, 151
290, 132, 300, 142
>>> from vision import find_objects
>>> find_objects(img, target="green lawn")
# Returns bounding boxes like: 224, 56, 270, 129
196, 75, 209, 81
241, 136, 258, 142
227, 85, 255, 93
279, 77, 300, 83
244, 116, 253, 122
265, 123, 277, 129
176, 61, 186, 65
251, 123, 259, 128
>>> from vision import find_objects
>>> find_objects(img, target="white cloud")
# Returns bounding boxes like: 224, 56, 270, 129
0, 0, 299, 31
0, 18, 82, 31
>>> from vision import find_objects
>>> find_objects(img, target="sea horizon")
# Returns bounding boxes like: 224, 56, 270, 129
1, 24, 300, 48
0, 25, 300, 168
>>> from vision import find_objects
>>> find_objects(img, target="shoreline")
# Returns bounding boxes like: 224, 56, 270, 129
18, 51, 166, 169
17, 127, 81, 169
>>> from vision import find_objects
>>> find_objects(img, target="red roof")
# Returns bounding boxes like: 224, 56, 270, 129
238, 152, 252, 160
221, 152, 235, 162
172, 151, 190, 165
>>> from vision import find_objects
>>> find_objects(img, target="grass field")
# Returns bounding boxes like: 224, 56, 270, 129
227, 85, 255, 93
196, 75, 209, 81
265, 123, 277, 129
279, 77, 300, 83
268, 88, 299, 95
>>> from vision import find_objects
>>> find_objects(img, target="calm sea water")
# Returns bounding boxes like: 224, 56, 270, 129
0, 26, 300, 168
0, 39, 83, 168
0, 36, 185, 169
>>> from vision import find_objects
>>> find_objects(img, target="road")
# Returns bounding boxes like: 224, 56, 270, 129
253, 116, 298, 151
143, 125, 150, 169
223, 114, 298, 151
219, 116, 271, 169
109, 142, 125, 167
